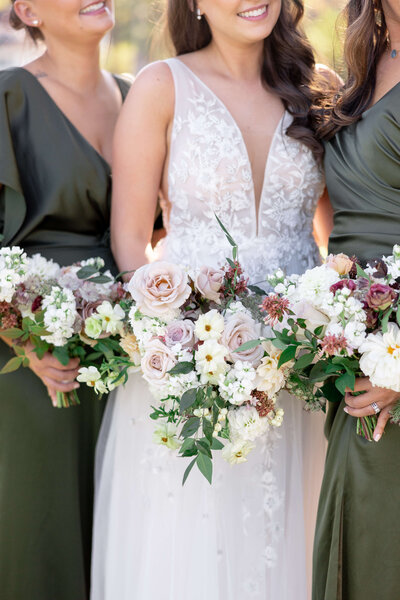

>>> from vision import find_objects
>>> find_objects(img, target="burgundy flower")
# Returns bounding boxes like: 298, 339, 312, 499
366, 259, 388, 279
365, 283, 397, 311
364, 306, 379, 329
330, 279, 357, 294
251, 390, 275, 417
31, 295, 43, 313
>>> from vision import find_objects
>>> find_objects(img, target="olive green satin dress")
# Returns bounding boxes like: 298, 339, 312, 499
0, 68, 130, 600
313, 84, 400, 600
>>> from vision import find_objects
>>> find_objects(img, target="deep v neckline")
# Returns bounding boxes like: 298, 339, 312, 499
175, 59, 286, 235
16, 67, 125, 171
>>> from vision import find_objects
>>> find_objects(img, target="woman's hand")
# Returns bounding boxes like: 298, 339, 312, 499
344, 377, 400, 442
24, 342, 80, 406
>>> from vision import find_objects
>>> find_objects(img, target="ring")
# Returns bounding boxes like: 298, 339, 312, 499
371, 402, 380, 414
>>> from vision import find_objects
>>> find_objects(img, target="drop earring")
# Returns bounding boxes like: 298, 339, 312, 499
196, 8, 202, 20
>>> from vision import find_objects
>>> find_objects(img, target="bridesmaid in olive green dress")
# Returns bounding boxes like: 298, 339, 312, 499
0, 1, 130, 598
313, 1, 400, 599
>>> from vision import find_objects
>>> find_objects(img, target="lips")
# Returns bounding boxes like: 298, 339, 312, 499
237, 4, 268, 19
80, 1, 107, 15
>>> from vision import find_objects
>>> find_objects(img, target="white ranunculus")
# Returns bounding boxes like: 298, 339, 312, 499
359, 323, 400, 392
221, 312, 264, 366
194, 309, 225, 341
227, 405, 269, 442
222, 439, 255, 464
141, 338, 177, 388
195, 339, 227, 384
127, 261, 191, 322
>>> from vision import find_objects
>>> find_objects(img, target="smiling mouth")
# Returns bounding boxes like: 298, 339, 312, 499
80, 1, 107, 15
238, 4, 268, 19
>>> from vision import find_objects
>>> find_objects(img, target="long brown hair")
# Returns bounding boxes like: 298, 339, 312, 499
167, 0, 330, 159
320, 0, 388, 139
9, 0, 44, 42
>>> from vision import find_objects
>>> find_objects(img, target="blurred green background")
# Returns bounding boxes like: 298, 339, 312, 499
0, 0, 345, 72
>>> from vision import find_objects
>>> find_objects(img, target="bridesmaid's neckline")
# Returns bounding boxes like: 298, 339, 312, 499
364, 80, 400, 116
12, 67, 125, 170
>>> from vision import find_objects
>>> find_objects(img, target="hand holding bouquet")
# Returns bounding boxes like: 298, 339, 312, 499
258, 246, 400, 441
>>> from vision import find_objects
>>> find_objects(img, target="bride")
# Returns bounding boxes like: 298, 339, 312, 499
91, 1, 334, 598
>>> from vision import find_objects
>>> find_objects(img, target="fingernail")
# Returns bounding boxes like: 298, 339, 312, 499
74, 384, 80, 389
343, 407, 349, 414
374, 433, 381, 442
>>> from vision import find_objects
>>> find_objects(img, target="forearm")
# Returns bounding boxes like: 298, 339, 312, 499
111, 232, 150, 281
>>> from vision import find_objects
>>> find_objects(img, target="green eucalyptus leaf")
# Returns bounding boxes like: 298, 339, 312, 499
0, 356, 24, 374
182, 456, 197, 486
211, 437, 224, 450
181, 417, 200, 439
335, 371, 355, 395
52, 346, 70, 366
168, 361, 194, 376
0, 328, 23, 339
233, 339, 263, 353
196, 453, 213, 484
294, 352, 316, 371
179, 388, 198, 414
277, 345, 297, 368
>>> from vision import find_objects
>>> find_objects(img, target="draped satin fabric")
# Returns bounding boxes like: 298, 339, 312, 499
0, 68, 130, 600
313, 84, 400, 600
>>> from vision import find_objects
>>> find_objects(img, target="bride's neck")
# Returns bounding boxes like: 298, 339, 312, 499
205, 39, 264, 82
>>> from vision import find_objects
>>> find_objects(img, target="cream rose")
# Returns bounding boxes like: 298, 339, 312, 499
292, 300, 330, 339
164, 319, 195, 349
256, 355, 286, 398
120, 333, 142, 367
128, 262, 191, 321
195, 266, 224, 304
141, 338, 177, 387
221, 312, 263, 366
326, 253, 353, 275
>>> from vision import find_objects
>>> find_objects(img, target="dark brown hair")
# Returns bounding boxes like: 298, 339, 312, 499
319, 0, 388, 139
167, 0, 331, 159
9, 0, 44, 42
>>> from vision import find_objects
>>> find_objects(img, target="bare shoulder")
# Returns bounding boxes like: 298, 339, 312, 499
122, 61, 174, 119
316, 63, 343, 91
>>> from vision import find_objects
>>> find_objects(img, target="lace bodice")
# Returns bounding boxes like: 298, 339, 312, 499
154, 58, 325, 282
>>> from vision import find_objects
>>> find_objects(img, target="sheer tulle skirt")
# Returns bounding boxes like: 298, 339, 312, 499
91, 373, 326, 600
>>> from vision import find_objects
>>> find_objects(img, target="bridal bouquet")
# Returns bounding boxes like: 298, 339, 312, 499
0, 247, 129, 407
257, 246, 400, 441
122, 222, 285, 484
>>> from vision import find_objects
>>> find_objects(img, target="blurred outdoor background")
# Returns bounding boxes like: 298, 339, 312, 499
0, 0, 345, 73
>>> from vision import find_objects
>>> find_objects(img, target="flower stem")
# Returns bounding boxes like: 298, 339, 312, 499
356, 416, 377, 442
55, 390, 80, 408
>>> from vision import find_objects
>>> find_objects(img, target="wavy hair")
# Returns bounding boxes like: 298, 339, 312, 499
167, 0, 331, 159
9, 0, 44, 42
319, 0, 388, 139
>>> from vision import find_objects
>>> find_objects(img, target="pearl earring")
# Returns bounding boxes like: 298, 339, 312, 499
196, 8, 202, 20
32, 19, 40, 26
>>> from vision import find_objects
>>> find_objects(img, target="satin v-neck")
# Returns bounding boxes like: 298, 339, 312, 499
175, 59, 286, 235
16, 67, 125, 170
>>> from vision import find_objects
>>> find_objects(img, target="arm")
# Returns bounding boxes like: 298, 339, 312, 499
313, 188, 334, 254
111, 63, 174, 276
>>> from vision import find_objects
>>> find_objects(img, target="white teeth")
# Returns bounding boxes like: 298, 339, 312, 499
238, 5, 267, 18
80, 1, 105, 14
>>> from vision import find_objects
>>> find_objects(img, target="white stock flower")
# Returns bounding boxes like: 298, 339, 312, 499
359, 323, 400, 392
344, 321, 367, 350
228, 405, 269, 442
294, 264, 340, 313
41, 286, 78, 346
26, 253, 60, 281
195, 310, 225, 341
0, 246, 29, 302
218, 361, 257, 406
222, 439, 255, 464
195, 339, 227, 384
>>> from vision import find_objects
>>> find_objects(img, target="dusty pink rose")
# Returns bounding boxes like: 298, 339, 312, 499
366, 283, 397, 311
164, 320, 195, 349
195, 266, 224, 304
221, 312, 264, 366
326, 253, 354, 275
128, 261, 191, 320
141, 338, 177, 387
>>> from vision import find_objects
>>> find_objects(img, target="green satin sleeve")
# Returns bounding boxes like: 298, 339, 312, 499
0, 71, 27, 245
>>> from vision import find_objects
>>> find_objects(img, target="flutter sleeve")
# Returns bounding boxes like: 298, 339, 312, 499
0, 70, 27, 246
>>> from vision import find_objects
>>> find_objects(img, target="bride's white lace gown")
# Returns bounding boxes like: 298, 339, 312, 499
91, 58, 326, 600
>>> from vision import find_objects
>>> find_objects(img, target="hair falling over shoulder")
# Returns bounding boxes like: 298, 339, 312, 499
319, 0, 388, 140
166, 0, 334, 160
